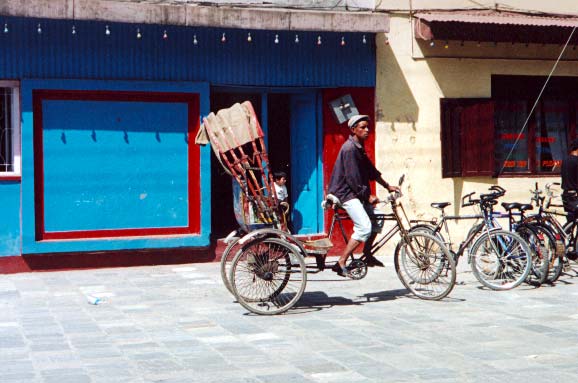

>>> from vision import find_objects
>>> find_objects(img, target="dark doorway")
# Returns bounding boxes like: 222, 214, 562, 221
267, 94, 291, 200
209, 91, 261, 239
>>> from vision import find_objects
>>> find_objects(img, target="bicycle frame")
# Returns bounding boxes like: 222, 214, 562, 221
416, 187, 514, 261
527, 182, 574, 254
325, 193, 418, 259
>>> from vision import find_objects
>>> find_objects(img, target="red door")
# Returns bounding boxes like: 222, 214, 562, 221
322, 88, 375, 251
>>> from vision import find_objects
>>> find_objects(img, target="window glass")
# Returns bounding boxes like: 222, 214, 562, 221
495, 100, 529, 173
0, 87, 14, 172
535, 100, 567, 173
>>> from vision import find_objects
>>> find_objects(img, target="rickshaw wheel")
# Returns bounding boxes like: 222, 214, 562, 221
394, 232, 456, 300
347, 259, 368, 280
230, 237, 307, 315
220, 237, 242, 295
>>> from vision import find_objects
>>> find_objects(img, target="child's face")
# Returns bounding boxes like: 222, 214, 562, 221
275, 177, 286, 186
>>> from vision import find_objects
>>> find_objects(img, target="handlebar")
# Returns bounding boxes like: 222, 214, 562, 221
489, 185, 505, 194
461, 186, 506, 207
461, 192, 476, 207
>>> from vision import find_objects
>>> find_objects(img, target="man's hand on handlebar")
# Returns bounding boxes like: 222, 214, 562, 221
387, 185, 400, 194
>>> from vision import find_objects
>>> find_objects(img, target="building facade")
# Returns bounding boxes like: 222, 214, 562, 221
374, 1, 578, 240
0, 0, 388, 272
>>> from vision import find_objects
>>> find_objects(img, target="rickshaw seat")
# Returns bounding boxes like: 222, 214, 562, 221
322, 194, 342, 210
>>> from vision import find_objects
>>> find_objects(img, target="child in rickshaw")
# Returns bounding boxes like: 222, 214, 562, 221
273, 171, 291, 230
327, 115, 400, 277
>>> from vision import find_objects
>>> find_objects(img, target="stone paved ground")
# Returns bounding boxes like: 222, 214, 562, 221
2, 255, 578, 383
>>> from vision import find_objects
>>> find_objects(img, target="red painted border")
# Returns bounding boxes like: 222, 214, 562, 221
33, 90, 201, 241
0, 246, 215, 274
0, 176, 21, 181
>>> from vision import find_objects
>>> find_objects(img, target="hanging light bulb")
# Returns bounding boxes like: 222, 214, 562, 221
384, 34, 389, 45
340, 36, 346, 46
136, 28, 142, 39
193, 34, 198, 45
71, 25, 76, 35
295, 34, 299, 43
163, 30, 168, 40
317, 35, 322, 45
477, 41, 481, 47
105, 25, 110, 36
247, 32, 252, 43
362, 34, 367, 44
429, 40, 435, 47
37, 23, 42, 34
444, 41, 449, 49
274, 34, 279, 44
3, 23, 8, 34
221, 32, 226, 43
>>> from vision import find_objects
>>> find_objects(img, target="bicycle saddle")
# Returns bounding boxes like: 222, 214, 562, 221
431, 202, 451, 210
519, 204, 533, 212
501, 202, 521, 211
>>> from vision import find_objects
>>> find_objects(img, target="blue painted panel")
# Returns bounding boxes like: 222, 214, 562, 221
42, 100, 189, 232
0, 182, 21, 257
0, 17, 375, 87
290, 92, 321, 234
21, 79, 211, 254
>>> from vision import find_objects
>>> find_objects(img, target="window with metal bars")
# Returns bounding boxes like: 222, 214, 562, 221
0, 87, 14, 173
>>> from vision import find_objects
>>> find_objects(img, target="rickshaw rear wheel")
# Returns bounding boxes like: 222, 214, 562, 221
230, 237, 307, 315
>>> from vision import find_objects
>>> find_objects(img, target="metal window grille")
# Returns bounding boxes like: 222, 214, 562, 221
0, 87, 13, 172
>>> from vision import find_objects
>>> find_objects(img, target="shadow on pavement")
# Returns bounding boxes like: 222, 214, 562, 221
277, 289, 411, 315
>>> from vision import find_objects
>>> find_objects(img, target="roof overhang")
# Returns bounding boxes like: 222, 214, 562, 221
414, 10, 578, 45
0, 0, 390, 33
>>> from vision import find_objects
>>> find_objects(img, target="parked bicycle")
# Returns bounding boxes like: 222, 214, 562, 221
524, 182, 577, 282
410, 186, 532, 290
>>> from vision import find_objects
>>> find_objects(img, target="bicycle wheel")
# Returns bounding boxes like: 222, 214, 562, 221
230, 237, 307, 315
394, 232, 456, 300
515, 224, 550, 286
563, 220, 578, 261
470, 229, 532, 290
220, 237, 242, 295
537, 223, 564, 283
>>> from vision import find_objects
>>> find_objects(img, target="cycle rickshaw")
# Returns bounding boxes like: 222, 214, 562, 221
196, 101, 457, 315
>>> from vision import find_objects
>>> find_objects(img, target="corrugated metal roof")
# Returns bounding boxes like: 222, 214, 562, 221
414, 10, 578, 28
0, 17, 376, 87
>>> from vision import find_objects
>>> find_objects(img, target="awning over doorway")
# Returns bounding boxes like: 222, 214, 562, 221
414, 10, 578, 45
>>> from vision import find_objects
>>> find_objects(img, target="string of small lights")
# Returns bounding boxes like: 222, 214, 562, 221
0, 20, 371, 47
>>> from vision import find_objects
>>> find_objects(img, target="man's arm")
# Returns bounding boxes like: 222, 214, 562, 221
368, 176, 400, 204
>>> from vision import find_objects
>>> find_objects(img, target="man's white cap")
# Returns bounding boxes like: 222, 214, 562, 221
347, 114, 370, 129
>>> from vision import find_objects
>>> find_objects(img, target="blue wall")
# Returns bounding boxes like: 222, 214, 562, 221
0, 181, 21, 256
41, 100, 190, 232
